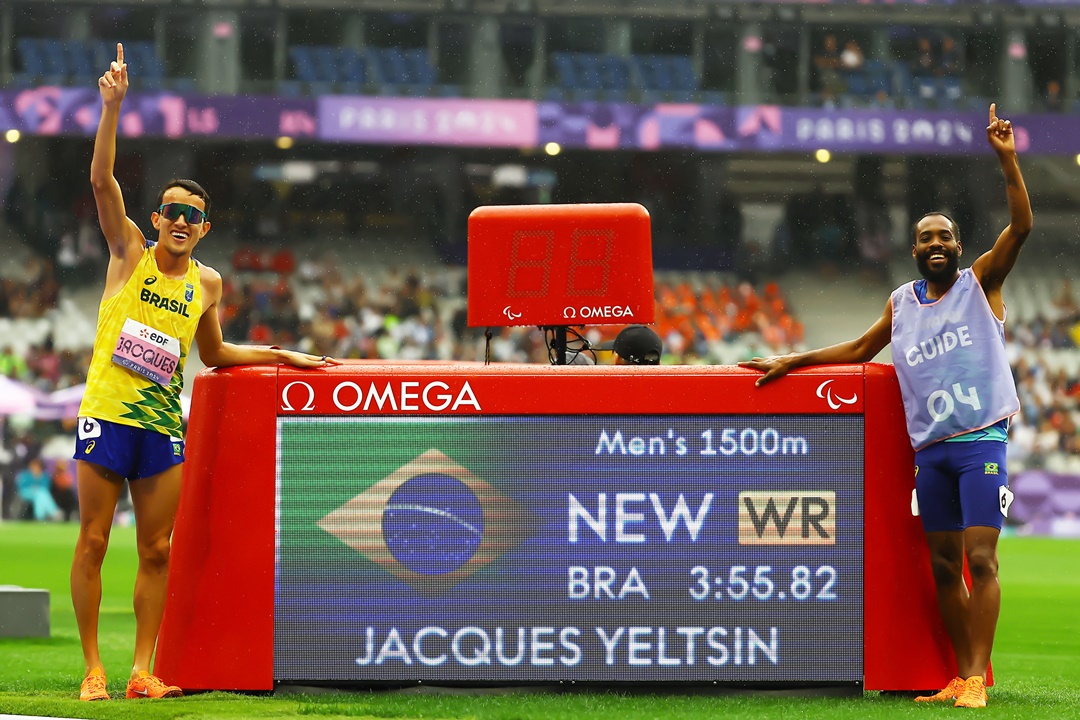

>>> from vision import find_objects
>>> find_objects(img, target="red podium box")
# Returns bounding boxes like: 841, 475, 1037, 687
157, 363, 967, 691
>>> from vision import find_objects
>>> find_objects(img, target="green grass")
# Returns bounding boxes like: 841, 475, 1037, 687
0, 523, 1078, 719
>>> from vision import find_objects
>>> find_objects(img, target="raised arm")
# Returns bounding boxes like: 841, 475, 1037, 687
91, 43, 144, 264
972, 103, 1033, 304
738, 298, 893, 386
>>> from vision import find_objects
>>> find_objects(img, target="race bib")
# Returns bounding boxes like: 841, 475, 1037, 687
112, 318, 180, 386
77, 417, 102, 440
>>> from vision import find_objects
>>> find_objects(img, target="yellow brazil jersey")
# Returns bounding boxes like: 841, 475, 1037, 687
79, 243, 203, 437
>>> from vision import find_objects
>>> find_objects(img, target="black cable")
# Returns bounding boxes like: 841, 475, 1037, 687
547, 325, 595, 365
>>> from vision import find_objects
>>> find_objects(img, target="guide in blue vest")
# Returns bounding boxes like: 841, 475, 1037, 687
740, 103, 1031, 710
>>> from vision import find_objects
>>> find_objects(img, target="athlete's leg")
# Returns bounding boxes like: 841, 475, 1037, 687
71, 460, 125, 673
127, 463, 183, 675
961, 525, 1000, 680
923, 530, 972, 675
954, 441, 1008, 681
914, 443, 970, 678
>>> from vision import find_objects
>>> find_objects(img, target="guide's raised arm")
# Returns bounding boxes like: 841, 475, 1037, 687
972, 103, 1033, 302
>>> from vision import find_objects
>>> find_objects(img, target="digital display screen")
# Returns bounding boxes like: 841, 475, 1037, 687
466, 204, 654, 328
274, 415, 864, 683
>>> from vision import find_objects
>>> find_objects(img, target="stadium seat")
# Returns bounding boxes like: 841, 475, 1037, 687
634, 56, 671, 91
938, 77, 963, 107
140, 47, 168, 80
550, 52, 579, 89
289, 47, 321, 83
169, 77, 197, 93
377, 47, 411, 85
859, 59, 885, 89
843, 70, 870, 97
65, 40, 99, 84
631, 54, 698, 101
669, 56, 696, 90
575, 54, 604, 92
891, 64, 915, 98
39, 39, 69, 78
547, 52, 633, 100
15, 38, 46, 84
366, 46, 455, 97
914, 75, 936, 100
311, 46, 339, 83
340, 48, 368, 85
403, 49, 437, 85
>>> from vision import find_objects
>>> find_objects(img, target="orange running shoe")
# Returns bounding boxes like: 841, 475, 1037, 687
914, 676, 965, 703
125, 670, 183, 699
79, 666, 110, 701
954, 676, 988, 708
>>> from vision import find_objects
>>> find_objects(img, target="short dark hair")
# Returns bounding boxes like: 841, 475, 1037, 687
911, 211, 959, 245
157, 179, 211, 218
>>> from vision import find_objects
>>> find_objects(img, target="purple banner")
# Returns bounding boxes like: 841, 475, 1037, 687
0, 87, 317, 139
2, 87, 1079, 155
318, 96, 537, 147
537, 102, 1080, 155
1010, 469, 1080, 537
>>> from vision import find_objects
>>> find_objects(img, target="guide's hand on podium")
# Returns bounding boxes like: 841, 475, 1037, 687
739, 355, 798, 387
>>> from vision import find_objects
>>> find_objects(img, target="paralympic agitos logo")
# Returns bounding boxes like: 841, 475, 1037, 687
318, 449, 534, 594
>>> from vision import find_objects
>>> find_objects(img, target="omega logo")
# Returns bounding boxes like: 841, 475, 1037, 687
279, 380, 482, 413
280, 381, 316, 411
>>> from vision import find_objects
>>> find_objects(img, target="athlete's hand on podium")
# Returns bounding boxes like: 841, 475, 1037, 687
986, 103, 1015, 156
738, 355, 798, 387
98, 43, 128, 106
280, 350, 342, 368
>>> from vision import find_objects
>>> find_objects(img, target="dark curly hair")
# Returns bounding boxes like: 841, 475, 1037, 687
911, 211, 959, 245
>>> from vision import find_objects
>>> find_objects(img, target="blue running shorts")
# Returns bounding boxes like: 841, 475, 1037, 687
74, 417, 185, 481
914, 440, 1009, 532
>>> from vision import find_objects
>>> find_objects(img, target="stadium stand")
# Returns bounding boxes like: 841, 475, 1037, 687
547, 52, 631, 102
283, 45, 459, 98
633, 54, 698, 103
13, 38, 194, 92
0, 1, 1077, 535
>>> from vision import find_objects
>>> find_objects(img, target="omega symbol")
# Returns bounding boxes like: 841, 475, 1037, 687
280, 381, 316, 411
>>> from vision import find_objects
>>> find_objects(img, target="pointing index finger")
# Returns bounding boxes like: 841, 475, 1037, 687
117, 42, 124, 65
989, 102, 996, 123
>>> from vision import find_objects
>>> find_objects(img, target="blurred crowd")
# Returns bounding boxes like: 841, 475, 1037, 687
2, 248, 1079, 524
217, 245, 805, 365
1007, 281, 1080, 470
0, 255, 60, 319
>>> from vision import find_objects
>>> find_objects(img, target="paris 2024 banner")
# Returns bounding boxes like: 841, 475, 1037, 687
3, 86, 1079, 155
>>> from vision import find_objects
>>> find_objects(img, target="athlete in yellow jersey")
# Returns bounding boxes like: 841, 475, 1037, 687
72, 43, 340, 702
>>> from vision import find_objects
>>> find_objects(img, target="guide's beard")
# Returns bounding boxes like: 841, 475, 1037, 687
915, 250, 960, 284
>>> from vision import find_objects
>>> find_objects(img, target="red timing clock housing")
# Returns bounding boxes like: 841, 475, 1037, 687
467, 203, 655, 327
